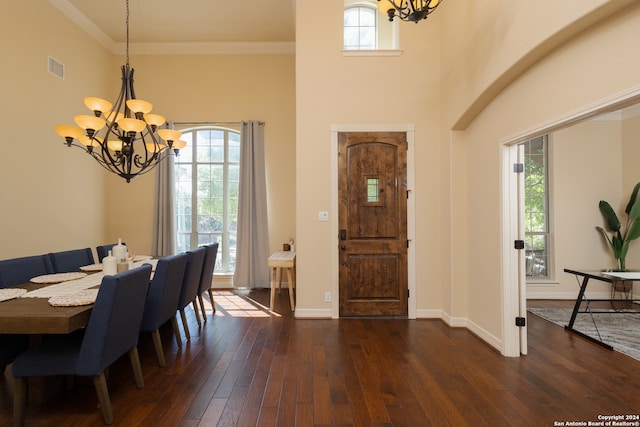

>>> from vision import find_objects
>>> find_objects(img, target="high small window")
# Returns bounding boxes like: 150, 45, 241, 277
344, 5, 377, 50
523, 135, 552, 280
344, 1, 399, 51
174, 127, 240, 274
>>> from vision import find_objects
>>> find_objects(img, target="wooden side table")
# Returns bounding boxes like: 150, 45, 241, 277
268, 251, 296, 311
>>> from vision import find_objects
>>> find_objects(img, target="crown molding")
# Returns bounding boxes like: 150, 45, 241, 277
49, 0, 295, 55
121, 42, 296, 55
49, 0, 117, 51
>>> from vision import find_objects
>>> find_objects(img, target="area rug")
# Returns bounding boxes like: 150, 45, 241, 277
528, 307, 640, 362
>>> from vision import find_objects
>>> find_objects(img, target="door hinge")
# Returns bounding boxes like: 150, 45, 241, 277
407, 289, 410, 298
514, 240, 525, 250
515, 317, 526, 327
407, 190, 411, 199
513, 163, 524, 173
407, 239, 412, 248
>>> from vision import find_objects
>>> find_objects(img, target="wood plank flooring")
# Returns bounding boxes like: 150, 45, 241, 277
1, 292, 639, 426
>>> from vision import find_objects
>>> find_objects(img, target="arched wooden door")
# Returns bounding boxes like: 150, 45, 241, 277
338, 132, 408, 317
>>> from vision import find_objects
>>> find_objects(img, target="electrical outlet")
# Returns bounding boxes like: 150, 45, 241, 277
324, 291, 331, 302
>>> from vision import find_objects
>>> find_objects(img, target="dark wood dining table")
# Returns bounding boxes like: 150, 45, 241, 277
0, 258, 157, 335
0, 281, 94, 335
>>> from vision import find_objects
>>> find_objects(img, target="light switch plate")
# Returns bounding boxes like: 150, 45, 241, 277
318, 211, 329, 222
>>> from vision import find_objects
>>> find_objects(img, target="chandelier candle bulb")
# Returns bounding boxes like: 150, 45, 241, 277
157, 129, 183, 146
117, 118, 146, 133
74, 115, 106, 134
84, 97, 113, 115
126, 99, 153, 115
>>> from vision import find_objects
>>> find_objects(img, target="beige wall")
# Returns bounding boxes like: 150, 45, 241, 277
0, 1, 111, 260
549, 120, 623, 297
446, 2, 640, 341
103, 54, 296, 257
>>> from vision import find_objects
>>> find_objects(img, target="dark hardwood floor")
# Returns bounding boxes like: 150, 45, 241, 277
1, 291, 639, 426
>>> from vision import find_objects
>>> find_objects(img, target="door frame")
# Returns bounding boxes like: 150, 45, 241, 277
330, 124, 416, 319
500, 85, 640, 356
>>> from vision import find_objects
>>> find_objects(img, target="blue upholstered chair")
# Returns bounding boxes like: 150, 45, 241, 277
12, 265, 152, 426
0, 254, 54, 288
176, 247, 206, 340
96, 243, 125, 262
140, 254, 187, 367
196, 243, 219, 320
49, 248, 95, 272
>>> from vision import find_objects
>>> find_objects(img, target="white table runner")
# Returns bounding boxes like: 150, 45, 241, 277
22, 273, 105, 298
21, 259, 158, 299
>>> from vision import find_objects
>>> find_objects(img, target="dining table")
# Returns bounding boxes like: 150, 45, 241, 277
0, 258, 158, 335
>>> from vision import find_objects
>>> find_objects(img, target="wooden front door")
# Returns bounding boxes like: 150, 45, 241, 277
338, 132, 408, 317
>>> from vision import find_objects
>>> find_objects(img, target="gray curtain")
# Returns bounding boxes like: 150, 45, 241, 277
152, 152, 175, 257
233, 121, 270, 288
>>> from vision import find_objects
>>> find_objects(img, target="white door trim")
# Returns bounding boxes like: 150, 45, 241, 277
330, 124, 416, 319
500, 84, 640, 356
501, 144, 524, 357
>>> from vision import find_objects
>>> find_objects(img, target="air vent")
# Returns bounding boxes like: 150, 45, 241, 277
48, 56, 64, 79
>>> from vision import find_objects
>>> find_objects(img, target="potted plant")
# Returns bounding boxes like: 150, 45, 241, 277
596, 182, 640, 276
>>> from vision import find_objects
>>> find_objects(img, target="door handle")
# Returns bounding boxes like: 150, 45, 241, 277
340, 245, 346, 251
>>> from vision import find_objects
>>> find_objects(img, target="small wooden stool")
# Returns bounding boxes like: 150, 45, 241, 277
268, 251, 296, 311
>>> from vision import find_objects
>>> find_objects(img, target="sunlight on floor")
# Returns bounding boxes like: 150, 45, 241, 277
210, 291, 280, 318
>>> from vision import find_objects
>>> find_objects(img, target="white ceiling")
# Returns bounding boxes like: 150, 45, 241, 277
50, 0, 296, 54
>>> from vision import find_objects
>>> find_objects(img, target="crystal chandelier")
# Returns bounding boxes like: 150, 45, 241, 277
54, 0, 185, 183
377, 0, 443, 23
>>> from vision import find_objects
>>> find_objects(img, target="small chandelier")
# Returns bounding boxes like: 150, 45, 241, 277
54, 0, 185, 183
377, 0, 443, 23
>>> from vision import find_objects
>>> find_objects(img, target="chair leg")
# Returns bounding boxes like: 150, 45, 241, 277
128, 346, 144, 388
207, 288, 216, 312
198, 294, 207, 321
151, 330, 166, 368
192, 300, 202, 326
13, 376, 27, 427
92, 373, 114, 425
180, 309, 191, 340
171, 314, 183, 347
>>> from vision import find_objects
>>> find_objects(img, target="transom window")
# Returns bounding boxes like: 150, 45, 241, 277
174, 127, 240, 273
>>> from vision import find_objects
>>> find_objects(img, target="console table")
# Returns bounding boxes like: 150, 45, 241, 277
563, 268, 640, 349
268, 251, 296, 311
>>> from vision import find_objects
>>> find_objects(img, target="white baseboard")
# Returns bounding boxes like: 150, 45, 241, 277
415, 309, 502, 353
294, 308, 332, 318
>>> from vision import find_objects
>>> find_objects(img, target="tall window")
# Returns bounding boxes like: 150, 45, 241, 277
174, 127, 240, 274
344, 5, 377, 50
523, 135, 552, 280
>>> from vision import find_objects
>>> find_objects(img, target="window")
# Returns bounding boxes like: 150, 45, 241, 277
367, 177, 380, 203
343, 1, 398, 51
174, 127, 240, 274
523, 135, 552, 280
344, 5, 377, 50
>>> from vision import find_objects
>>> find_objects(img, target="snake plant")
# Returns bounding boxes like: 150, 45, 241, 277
596, 182, 640, 271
